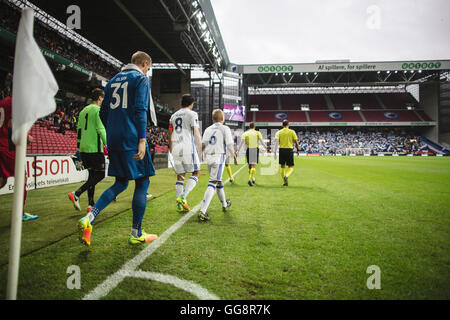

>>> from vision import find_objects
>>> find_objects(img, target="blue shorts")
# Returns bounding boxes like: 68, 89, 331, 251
108, 145, 155, 180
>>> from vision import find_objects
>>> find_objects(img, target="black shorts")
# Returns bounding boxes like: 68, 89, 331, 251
279, 148, 294, 166
246, 148, 259, 164
80, 152, 105, 171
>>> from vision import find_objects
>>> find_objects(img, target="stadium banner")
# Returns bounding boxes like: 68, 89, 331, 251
241, 60, 450, 74
250, 121, 436, 127
0, 156, 88, 195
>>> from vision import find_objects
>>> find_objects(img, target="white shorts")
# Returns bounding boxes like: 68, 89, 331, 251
206, 154, 226, 182
225, 155, 230, 166
170, 145, 200, 175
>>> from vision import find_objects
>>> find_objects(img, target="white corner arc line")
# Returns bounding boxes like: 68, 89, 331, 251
128, 270, 220, 300
83, 164, 247, 300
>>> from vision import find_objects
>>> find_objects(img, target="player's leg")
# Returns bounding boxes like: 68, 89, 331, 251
87, 155, 106, 209
128, 176, 157, 244
78, 177, 129, 246
0, 176, 6, 189
70, 168, 94, 211
284, 150, 295, 186
199, 179, 216, 222
216, 181, 231, 212
175, 173, 187, 212
184, 171, 199, 198
22, 174, 38, 221
183, 149, 201, 198
225, 156, 234, 182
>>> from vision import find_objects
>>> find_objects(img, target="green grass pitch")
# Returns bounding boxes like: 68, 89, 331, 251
0, 156, 449, 299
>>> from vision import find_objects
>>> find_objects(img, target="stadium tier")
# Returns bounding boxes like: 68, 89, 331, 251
246, 92, 431, 124
328, 93, 382, 109
27, 120, 77, 155
246, 110, 427, 123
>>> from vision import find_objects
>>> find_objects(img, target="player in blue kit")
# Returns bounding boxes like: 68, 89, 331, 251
77, 51, 158, 246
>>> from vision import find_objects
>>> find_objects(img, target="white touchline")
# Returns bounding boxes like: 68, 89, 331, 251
82, 163, 247, 300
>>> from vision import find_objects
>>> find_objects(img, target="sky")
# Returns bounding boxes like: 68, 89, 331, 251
209, 0, 450, 64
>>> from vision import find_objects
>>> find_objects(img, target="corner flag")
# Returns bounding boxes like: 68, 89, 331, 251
7, 7, 58, 300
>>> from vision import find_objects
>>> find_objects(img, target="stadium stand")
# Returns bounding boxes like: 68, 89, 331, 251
328, 93, 381, 109
362, 110, 422, 122
248, 95, 278, 110
0, 0, 120, 78
280, 94, 328, 110
377, 93, 416, 109
293, 128, 426, 155
308, 110, 363, 122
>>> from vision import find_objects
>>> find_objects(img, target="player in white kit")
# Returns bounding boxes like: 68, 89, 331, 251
198, 109, 237, 222
168, 94, 202, 213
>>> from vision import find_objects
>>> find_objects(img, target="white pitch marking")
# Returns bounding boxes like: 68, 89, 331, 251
83, 164, 247, 300
128, 270, 220, 300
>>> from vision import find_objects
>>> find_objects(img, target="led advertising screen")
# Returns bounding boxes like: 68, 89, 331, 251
224, 104, 245, 122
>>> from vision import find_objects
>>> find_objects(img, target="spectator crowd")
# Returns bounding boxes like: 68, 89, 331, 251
293, 128, 426, 155
1, 0, 120, 78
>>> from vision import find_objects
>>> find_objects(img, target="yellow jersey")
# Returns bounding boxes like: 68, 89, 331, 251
275, 128, 298, 149
241, 129, 262, 149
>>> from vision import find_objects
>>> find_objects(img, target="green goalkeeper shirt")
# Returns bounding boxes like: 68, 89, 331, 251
77, 104, 107, 153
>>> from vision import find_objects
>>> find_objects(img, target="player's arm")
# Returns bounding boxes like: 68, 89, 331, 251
191, 113, 202, 157
168, 122, 173, 153
235, 137, 245, 156
99, 84, 110, 128
76, 112, 82, 151
192, 126, 202, 156
95, 109, 107, 147
225, 128, 237, 165
258, 132, 267, 151
201, 130, 208, 161
273, 137, 279, 160
134, 76, 150, 161
293, 132, 300, 155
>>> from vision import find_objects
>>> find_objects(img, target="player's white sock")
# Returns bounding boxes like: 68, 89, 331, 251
183, 176, 198, 197
200, 184, 216, 214
216, 184, 227, 207
175, 181, 184, 198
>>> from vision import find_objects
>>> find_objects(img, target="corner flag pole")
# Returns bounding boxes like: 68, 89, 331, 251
6, 7, 58, 300
6, 123, 28, 300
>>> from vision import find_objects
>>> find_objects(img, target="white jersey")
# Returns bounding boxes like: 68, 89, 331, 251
202, 122, 233, 181
202, 122, 233, 161
169, 108, 199, 156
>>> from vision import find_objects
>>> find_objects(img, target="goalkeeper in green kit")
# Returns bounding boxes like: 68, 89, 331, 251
68, 88, 107, 213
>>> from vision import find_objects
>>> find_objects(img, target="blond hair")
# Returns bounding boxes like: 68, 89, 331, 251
131, 51, 152, 66
212, 109, 224, 122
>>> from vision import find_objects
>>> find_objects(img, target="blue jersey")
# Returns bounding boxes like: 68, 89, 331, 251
100, 64, 149, 152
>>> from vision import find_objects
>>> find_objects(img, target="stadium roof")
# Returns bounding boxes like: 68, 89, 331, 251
27, 0, 230, 75
239, 60, 450, 88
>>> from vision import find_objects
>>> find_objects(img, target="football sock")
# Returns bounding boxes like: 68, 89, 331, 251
281, 167, 286, 179
175, 181, 184, 198
183, 176, 198, 197
286, 167, 294, 177
87, 177, 129, 224
249, 168, 256, 181
200, 183, 216, 214
131, 177, 150, 238
226, 165, 233, 179
216, 184, 227, 207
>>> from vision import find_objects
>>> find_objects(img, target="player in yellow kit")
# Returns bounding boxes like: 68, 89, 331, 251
235, 122, 267, 186
273, 120, 300, 186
